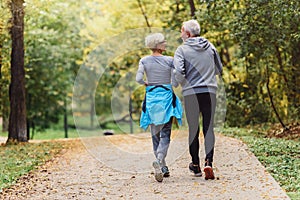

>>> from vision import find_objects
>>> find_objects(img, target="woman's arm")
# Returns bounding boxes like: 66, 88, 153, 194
173, 47, 186, 84
136, 60, 147, 85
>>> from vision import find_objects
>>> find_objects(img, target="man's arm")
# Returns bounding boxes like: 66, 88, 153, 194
210, 43, 223, 76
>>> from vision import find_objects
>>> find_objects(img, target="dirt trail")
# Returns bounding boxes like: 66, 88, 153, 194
0, 132, 290, 200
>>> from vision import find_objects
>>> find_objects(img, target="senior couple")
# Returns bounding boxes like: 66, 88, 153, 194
136, 19, 223, 182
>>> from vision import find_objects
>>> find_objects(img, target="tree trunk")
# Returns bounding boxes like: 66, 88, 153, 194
290, 42, 300, 113
26, 118, 30, 139
175, 0, 180, 13
7, 0, 27, 143
188, 0, 196, 17
64, 98, 68, 138
265, 65, 287, 130
0, 35, 3, 132
0, 38, 2, 81
129, 87, 133, 134
90, 93, 94, 128
136, 0, 151, 32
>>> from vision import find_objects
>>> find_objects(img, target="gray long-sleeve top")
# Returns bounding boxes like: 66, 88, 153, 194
173, 37, 223, 96
136, 55, 178, 87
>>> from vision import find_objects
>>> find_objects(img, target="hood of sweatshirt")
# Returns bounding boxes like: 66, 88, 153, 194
183, 37, 211, 51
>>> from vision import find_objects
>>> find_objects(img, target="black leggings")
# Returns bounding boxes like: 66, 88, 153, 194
184, 93, 216, 165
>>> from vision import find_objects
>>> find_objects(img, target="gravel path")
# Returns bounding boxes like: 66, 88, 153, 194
0, 132, 290, 200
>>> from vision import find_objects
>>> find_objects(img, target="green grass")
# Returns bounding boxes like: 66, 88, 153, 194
221, 127, 300, 200
0, 118, 144, 140
0, 128, 79, 140
30, 128, 79, 140
0, 110, 144, 140
0, 141, 68, 191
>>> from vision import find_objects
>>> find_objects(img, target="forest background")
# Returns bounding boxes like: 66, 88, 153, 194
0, 0, 299, 198
0, 0, 299, 139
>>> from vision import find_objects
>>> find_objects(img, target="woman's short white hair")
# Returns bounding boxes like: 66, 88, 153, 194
183, 20, 201, 36
145, 33, 165, 49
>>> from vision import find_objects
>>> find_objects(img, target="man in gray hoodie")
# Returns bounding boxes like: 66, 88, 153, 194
173, 19, 223, 180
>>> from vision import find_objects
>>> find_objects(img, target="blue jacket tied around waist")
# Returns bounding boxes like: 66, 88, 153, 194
140, 84, 183, 130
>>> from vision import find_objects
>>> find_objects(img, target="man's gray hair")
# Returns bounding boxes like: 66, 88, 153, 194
145, 33, 165, 49
183, 20, 201, 36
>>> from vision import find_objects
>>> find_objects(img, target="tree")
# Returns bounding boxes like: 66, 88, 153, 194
192, 0, 299, 126
8, 0, 27, 143
188, 0, 196, 17
24, 0, 83, 136
232, 0, 300, 126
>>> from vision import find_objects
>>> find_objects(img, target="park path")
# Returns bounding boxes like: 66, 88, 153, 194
0, 131, 290, 200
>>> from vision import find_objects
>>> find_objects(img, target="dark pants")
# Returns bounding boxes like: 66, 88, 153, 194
184, 93, 216, 166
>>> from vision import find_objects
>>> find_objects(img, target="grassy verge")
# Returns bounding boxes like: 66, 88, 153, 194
221, 127, 300, 200
0, 129, 79, 140
0, 141, 71, 192
0, 122, 143, 140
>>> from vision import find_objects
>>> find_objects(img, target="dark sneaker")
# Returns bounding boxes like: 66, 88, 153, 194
152, 160, 163, 182
189, 163, 202, 177
203, 166, 215, 180
161, 166, 170, 177
205, 160, 213, 167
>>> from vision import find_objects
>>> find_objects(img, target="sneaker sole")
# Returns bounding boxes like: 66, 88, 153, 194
153, 161, 163, 182
189, 169, 202, 177
204, 166, 215, 180
190, 170, 202, 177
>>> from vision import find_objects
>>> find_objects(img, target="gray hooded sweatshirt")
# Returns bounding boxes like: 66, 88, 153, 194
173, 37, 223, 96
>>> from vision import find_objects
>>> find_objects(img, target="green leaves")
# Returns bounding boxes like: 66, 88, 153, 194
1, 0, 299, 132
197, 0, 300, 126
247, 137, 300, 192
23, 0, 83, 131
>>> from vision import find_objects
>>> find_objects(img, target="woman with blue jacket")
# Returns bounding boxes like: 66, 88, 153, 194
136, 33, 183, 182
